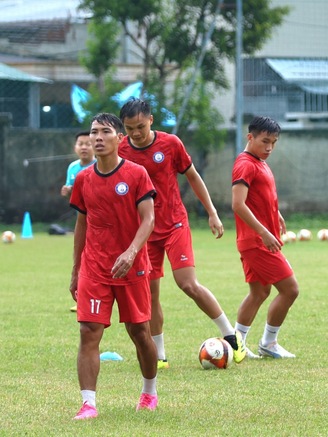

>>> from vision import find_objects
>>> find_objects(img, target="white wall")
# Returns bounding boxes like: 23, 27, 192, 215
258, 0, 328, 58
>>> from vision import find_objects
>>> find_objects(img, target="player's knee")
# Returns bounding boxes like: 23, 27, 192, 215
259, 287, 271, 301
128, 323, 150, 346
279, 279, 299, 303
250, 285, 271, 302
289, 284, 299, 302
79, 322, 102, 345
177, 279, 199, 298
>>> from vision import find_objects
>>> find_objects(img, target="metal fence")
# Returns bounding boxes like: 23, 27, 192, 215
243, 58, 328, 124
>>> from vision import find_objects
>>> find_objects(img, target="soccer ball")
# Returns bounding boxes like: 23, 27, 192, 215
317, 229, 328, 241
2, 230, 16, 243
281, 231, 297, 243
297, 229, 312, 241
199, 337, 233, 370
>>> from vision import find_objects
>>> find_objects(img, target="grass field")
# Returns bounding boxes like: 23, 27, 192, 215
1, 223, 327, 436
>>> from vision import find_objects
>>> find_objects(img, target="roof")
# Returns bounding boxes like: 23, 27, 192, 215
0, 20, 71, 44
0, 62, 51, 82
0, 0, 88, 22
266, 58, 328, 94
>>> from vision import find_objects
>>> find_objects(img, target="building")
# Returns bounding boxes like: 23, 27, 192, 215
242, 0, 328, 130
2, 1, 328, 130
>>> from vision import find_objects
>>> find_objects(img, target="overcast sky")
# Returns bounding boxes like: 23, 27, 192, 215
0, 0, 89, 21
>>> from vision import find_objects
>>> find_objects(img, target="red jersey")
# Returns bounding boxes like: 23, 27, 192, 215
119, 131, 192, 240
70, 160, 156, 285
232, 151, 282, 252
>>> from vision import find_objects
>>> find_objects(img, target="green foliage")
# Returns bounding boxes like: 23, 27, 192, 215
172, 76, 226, 154
77, 0, 289, 145
221, 0, 290, 56
78, 0, 290, 87
79, 0, 161, 23
79, 19, 120, 78
77, 16, 123, 123
0, 227, 327, 435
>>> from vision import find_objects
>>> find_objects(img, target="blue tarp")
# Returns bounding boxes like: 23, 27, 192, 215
71, 83, 176, 127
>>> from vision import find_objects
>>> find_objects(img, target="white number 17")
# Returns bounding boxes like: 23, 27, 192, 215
90, 299, 101, 314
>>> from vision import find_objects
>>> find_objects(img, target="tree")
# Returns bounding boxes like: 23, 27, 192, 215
78, 19, 123, 124
78, 0, 289, 174
78, 0, 289, 86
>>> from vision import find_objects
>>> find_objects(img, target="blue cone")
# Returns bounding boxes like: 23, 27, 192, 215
100, 351, 123, 362
21, 211, 33, 239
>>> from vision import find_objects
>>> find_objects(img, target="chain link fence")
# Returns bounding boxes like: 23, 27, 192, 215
1, 1, 328, 223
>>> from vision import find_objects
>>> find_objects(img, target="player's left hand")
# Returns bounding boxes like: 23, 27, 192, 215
111, 259, 131, 278
209, 215, 224, 239
69, 273, 78, 301
111, 245, 137, 278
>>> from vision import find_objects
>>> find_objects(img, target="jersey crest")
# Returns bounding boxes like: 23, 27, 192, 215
153, 151, 165, 163
115, 182, 129, 195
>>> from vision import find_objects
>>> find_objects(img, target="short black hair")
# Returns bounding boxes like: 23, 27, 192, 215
91, 113, 124, 133
75, 131, 90, 140
119, 98, 151, 122
248, 116, 281, 137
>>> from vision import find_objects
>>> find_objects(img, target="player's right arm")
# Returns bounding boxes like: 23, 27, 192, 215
232, 182, 281, 252
61, 185, 73, 197
184, 164, 224, 239
111, 197, 155, 279
61, 164, 74, 197
69, 212, 86, 300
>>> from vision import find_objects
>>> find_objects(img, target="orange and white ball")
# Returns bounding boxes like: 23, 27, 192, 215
1, 230, 16, 243
281, 231, 297, 243
297, 229, 312, 241
199, 337, 233, 369
317, 229, 328, 241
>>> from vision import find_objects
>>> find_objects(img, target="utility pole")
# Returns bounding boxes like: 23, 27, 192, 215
235, 0, 243, 156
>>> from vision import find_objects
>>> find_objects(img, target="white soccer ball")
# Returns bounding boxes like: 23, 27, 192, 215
317, 229, 328, 241
297, 229, 312, 241
2, 230, 16, 244
281, 231, 297, 243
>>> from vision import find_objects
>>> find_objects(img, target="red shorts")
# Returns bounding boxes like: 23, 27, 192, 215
77, 275, 151, 327
240, 247, 294, 286
148, 224, 195, 279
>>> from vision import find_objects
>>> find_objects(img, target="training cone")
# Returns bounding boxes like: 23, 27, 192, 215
100, 351, 123, 362
21, 211, 33, 239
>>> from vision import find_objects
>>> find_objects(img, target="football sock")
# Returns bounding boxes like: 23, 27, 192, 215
81, 390, 96, 407
212, 312, 235, 337
142, 376, 157, 395
235, 322, 251, 341
261, 323, 280, 346
152, 333, 166, 360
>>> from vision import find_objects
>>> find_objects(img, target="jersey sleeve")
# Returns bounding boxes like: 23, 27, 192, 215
232, 156, 256, 187
69, 172, 86, 214
172, 135, 192, 174
136, 165, 157, 204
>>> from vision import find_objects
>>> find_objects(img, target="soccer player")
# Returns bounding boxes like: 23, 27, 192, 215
119, 98, 246, 368
69, 113, 158, 419
61, 131, 96, 198
232, 116, 299, 358
61, 131, 96, 313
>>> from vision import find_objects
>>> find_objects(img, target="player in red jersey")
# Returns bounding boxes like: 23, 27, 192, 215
232, 116, 299, 359
119, 98, 246, 368
69, 113, 158, 419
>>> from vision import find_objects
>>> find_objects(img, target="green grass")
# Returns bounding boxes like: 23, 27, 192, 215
0, 224, 327, 436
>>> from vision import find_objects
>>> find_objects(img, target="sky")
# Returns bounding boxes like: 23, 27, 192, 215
0, 0, 89, 21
